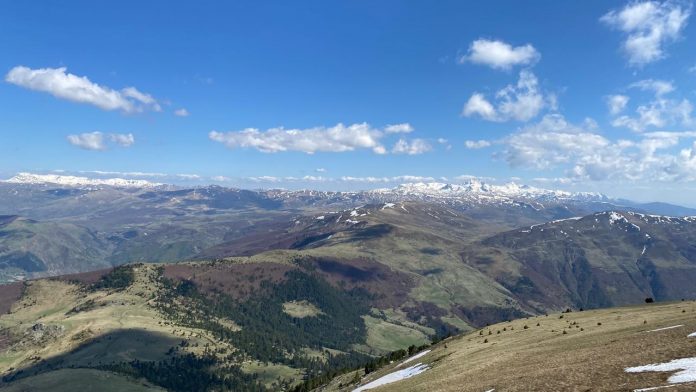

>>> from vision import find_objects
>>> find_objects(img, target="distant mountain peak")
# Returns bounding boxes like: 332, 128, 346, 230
2, 172, 160, 188
374, 181, 609, 203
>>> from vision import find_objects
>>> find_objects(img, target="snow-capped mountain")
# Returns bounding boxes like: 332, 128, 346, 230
3, 172, 161, 188
367, 180, 609, 205
4, 173, 694, 218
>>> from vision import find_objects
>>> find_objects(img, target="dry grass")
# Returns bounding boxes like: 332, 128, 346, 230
343, 301, 696, 392
0, 265, 227, 374
283, 300, 324, 318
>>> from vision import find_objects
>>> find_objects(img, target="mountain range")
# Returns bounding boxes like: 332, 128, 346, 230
2, 173, 696, 390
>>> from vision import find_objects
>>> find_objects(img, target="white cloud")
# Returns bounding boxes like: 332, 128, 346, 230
244, 175, 439, 184
630, 79, 675, 96
610, 80, 693, 132
385, 123, 414, 133
392, 138, 432, 155
5, 66, 161, 113
210, 123, 385, 154
338, 175, 437, 183
462, 70, 550, 122
606, 94, 630, 115
67, 132, 107, 151
601, 0, 692, 66
465, 140, 492, 149
500, 114, 696, 182
503, 115, 611, 170
109, 133, 135, 147
174, 108, 190, 117
462, 93, 498, 121
77, 170, 166, 177
209, 123, 427, 155
460, 39, 540, 70
315, 168, 327, 173
66, 132, 135, 151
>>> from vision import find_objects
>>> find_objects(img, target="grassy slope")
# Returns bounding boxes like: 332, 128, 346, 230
0, 260, 428, 390
0, 266, 215, 374
326, 301, 696, 392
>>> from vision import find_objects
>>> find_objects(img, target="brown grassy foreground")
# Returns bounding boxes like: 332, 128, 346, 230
327, 301, 696, 392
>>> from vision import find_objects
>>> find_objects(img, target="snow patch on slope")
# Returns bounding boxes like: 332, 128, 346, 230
646, 325, 683, 333
352, 363, 429, 392
399, 350, 431, 366
626, 357, 696, 385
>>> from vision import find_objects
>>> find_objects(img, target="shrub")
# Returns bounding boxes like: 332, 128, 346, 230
645, 297, 654, 303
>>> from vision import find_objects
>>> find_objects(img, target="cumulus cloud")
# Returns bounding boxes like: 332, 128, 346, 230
392, 138, 432, 155
174, 108, 190, 117
462, 93, 498, 121
500, 114, 696, 182
465, 140, 492, 149
460, 39, 540, 70
209, 122, 429, 155
503, 115, 610, 169
462, 70, 551, 122
66, 132, 135, 151
209, 123, 384, 154
5, 66, 161, 113
109, 133, 135, 147
606, 94, 630, 115
67, 132, 107, 151
601, 0, 692, 66
384, 123, 414, 133
630, 79, 675, 96
610, 80, 693, 132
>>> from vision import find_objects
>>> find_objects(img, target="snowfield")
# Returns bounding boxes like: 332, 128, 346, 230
399, 350, 431, 366
352, 363, 429, 392
626, 357, 696, 384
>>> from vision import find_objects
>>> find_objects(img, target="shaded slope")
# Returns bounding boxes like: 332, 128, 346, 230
462, 211, 696, 312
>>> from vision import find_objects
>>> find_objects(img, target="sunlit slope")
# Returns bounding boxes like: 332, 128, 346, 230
328, 301, 696, 392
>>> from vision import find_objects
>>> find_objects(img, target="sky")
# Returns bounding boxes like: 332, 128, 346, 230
2, 1, 696, 205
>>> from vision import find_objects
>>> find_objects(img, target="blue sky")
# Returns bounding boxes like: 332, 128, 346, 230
2, 1, 696, 205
